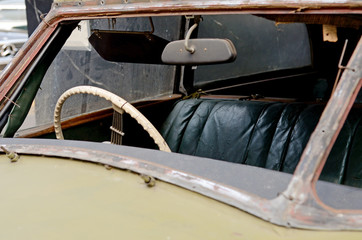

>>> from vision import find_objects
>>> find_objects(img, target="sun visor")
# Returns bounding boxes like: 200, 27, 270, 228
89, 30, 169, 64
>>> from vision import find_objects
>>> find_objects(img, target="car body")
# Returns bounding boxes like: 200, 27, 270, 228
0, 0, 361, 238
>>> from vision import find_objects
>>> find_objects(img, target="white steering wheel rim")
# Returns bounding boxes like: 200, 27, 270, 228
54, 86, 171, 152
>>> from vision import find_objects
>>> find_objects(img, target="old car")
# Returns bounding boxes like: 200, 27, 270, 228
0, 0, 361, 238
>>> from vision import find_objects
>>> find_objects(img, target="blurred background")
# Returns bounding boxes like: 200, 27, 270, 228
0, 0, 27, 70
0, 0, 52, 70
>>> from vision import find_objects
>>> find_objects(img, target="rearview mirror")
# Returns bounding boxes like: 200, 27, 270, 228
161, 39, 237, 65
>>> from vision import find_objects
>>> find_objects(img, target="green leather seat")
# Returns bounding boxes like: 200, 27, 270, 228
160, 99, 362, 187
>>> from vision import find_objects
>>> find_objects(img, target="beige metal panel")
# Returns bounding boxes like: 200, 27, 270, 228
0, 154, 361, 239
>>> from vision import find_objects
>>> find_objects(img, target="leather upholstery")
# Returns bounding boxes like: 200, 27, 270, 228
160, 99, 362, 187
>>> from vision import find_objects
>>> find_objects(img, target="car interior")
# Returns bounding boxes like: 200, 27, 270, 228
6, 14, 362, 188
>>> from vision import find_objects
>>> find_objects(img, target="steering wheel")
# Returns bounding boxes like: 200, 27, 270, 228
53, 86, 171, 152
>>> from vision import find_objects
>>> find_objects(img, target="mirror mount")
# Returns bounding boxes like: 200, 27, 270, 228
184, 15, 202, 53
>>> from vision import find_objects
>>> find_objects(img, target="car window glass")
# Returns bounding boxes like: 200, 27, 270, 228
193, 15, 312, 87
19, 17, 181, 130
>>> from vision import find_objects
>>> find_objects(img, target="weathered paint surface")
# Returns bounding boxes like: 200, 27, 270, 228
1, 137, 362, 231
1, 154, 362, 239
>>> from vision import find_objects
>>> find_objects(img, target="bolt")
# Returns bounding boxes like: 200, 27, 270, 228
1, 146, 19, 162
141, 174, 156, 187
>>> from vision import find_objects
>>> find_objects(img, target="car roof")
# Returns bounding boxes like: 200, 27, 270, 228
52, 0, 362, 6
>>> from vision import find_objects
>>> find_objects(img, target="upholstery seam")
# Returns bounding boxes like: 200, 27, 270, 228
189, 101, 220, 156
259, 103, 288, 168
278, 104, 307, 172
177, 99, 205, 152
242, 102, 272, 165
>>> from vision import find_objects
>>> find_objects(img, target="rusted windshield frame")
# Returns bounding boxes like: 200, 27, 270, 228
0, 0, 361, 230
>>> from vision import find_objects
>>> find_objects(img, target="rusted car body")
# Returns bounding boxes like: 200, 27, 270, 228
0, 0, 362, 238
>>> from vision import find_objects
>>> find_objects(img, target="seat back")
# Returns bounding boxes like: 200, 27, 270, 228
160, 99, 362, 187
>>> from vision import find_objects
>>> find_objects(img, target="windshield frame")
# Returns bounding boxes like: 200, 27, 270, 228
0, 0, 361, 230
